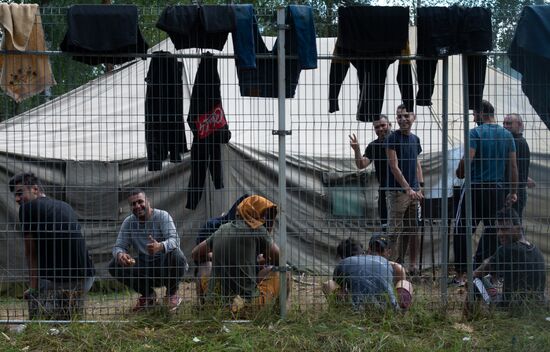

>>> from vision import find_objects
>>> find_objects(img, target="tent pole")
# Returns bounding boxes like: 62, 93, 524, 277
462, 55, 475, 304
276, 7, 288, 320
440, 56, 449, 305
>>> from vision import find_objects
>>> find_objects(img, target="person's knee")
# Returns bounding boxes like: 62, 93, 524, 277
167, 249, 189, 272
396, 280, 413, 310
322, 280, 339, 296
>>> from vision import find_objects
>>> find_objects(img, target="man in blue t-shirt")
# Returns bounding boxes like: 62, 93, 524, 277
322, 235, 413, 311
385, 105, 424, 275
455, 100, 518, 278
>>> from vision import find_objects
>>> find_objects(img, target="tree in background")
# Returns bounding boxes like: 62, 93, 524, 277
0, 0, 544, 120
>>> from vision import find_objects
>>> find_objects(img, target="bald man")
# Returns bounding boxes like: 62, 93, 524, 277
503, 113, 536, 218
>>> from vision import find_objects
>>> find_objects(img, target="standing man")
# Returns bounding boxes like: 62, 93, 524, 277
386, 105, 424, 274
503, 113, 535, 218
109, 189, 188, 312
349, 115, 392, 231
9, 173, 95, 317
455, 100, 518, 275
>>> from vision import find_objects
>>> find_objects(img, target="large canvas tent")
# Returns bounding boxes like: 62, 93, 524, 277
0, 33, 549, 281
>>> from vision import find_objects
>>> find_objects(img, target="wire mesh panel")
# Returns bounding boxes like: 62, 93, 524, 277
0, 3, 548, 322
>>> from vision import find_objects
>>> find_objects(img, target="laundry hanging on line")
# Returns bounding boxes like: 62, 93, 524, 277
328, 6, 412, 122
416, 6, 492, 110
145, 51, 189, 172
0, 3, 56, 103
60, 4, 149, 66
186, 53, 231, 210
508, 5, 550, 131
236, 4, 317, 98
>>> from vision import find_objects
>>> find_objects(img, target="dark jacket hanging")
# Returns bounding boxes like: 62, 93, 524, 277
328, 6, 412, 122
145, 51, 188, 171
508, 5, 550, 131
60, 5, 149, 65
186, 53, 231, 210
156, 5, 234, 51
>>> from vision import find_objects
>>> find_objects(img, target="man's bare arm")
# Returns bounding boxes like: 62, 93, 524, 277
349, 134, 371, 169
192, 240, 211, 262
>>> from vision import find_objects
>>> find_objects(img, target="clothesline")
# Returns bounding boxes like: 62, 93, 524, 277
0, 49, 511, 60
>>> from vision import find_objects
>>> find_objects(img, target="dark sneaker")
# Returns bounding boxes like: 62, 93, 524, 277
133, 296, 156, 312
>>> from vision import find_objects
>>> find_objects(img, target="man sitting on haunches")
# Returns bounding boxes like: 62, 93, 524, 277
473, 207, 546, 307
323, 235, 413, 311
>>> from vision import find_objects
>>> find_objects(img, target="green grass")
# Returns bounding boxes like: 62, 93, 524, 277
0, 301, 549, 352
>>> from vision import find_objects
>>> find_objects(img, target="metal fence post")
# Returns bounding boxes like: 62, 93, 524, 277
276, 7, 288, 320
462, 55, 475, 303
440, 56, 449, 305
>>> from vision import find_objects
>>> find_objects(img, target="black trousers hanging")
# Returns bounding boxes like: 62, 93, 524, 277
186, 139, 224, 210
329, 56, 414, 121
416, 55, 487, 110
145, 51, 188, 171
416, 6, 491, 110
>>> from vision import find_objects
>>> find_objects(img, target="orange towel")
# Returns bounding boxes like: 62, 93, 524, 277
237, 195, 278, 229
0, 3, 56, 102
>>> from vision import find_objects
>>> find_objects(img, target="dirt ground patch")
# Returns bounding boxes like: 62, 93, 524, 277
0, 270, 472, 321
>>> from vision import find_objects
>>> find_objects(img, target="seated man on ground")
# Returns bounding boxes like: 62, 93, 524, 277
109, 189, 188, 312
323, 235, 413, 311
9, 172, 96, 319
194, 194, 249, 301
192, 195, 285, 309
473, 207, 546, 307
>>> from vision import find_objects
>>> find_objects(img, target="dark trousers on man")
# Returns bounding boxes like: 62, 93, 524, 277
378, 189, 388, 230
109, 249, 188, 297
454, 184, 505, 274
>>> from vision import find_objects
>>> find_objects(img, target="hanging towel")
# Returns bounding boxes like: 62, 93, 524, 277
0, 3, 56, 103
60, 5, 149, 65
